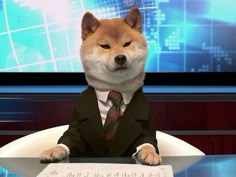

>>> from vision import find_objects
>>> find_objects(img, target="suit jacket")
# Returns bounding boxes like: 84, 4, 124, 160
58, 86, 159, 157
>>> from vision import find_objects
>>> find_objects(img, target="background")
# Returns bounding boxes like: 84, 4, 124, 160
0, 0, 236, 157
0, 0, 236, 72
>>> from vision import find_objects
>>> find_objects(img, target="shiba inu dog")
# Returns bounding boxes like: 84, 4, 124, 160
40, 7, 161, 166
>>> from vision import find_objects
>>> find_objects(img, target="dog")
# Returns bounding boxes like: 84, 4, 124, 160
40, 7, 161, 166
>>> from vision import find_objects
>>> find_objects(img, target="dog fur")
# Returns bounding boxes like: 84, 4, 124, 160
40, 7, 161, 166
80, 8, 147, 92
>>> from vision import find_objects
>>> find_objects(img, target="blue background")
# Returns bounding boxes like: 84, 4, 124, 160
0, 0, 236, 72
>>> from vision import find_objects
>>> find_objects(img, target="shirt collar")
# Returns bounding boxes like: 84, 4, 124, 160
95, 89, 134, 105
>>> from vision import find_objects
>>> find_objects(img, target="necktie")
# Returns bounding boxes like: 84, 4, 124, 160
104, 91, 123, 140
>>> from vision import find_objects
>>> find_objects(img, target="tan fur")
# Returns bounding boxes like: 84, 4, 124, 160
137, 145, 161, 165
40, 146, 67, 163
80, 8, 147, 92
40, 7, 161, 166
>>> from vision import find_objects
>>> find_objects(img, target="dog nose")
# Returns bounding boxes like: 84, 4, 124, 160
115, 55, 126, 65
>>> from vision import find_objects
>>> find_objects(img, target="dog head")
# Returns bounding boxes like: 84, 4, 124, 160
80, 7, 147, 92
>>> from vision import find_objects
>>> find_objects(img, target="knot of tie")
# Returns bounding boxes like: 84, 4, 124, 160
108, 91, 122, 107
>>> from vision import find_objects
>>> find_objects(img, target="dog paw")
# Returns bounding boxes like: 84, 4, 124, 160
40, 146, 68, 163
137, 145, 161, 166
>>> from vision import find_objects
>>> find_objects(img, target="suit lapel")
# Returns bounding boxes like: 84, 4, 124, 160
109, 88, 149, 156
78, 86, 107, 155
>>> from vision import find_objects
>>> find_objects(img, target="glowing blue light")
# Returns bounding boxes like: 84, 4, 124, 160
0, 0, 236, 72
165, 29, 182, 50
207, 0, 236, 23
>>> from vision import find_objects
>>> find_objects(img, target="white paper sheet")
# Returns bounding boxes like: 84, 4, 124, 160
37, 163, 173, 177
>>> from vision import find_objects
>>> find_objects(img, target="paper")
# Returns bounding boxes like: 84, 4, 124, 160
37, 163, 173, 177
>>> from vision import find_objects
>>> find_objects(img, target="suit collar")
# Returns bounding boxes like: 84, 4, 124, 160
79, 86, 148, 121
94, 89, 134, 105
123, 87, 149, 120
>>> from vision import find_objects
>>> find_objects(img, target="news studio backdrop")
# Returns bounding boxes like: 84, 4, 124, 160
0, 0, 236, 73
0, 2, 236, 175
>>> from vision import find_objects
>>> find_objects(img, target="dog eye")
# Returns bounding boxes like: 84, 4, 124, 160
123, 41, 132, 47
100, 44, 110, 49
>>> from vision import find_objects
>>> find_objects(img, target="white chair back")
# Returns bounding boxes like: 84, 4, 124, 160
0, 125, 69, 157
156, 131, 205, 156
0, 125, 204, 157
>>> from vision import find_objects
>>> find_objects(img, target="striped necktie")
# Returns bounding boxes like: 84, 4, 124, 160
104, 91, 123, 140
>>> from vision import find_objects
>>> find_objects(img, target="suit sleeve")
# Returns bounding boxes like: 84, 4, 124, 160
133, 108, 159, 155
57, 103, 86, 156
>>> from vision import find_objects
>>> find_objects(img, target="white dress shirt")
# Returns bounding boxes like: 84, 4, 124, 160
59, 88, 155, 156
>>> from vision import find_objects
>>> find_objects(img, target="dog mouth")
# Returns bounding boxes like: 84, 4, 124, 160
105, 65, 128, 73
114, 66, 128, 71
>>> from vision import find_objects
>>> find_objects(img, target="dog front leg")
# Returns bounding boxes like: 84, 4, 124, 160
40, 146, 68, 163
136, 145, 161, 166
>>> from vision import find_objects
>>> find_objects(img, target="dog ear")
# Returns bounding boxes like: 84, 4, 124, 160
81, 12, 100, 40
124, 7, 142, 33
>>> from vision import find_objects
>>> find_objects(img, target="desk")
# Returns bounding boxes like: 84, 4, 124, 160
0, 155, 236, 177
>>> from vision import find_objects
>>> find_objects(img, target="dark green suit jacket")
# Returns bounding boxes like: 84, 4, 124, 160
58, 86, 159, 157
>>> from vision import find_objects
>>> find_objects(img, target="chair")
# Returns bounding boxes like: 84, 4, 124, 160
0, 125, 69, 157
156, 131, 205, 156
0, 125, 205, 157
